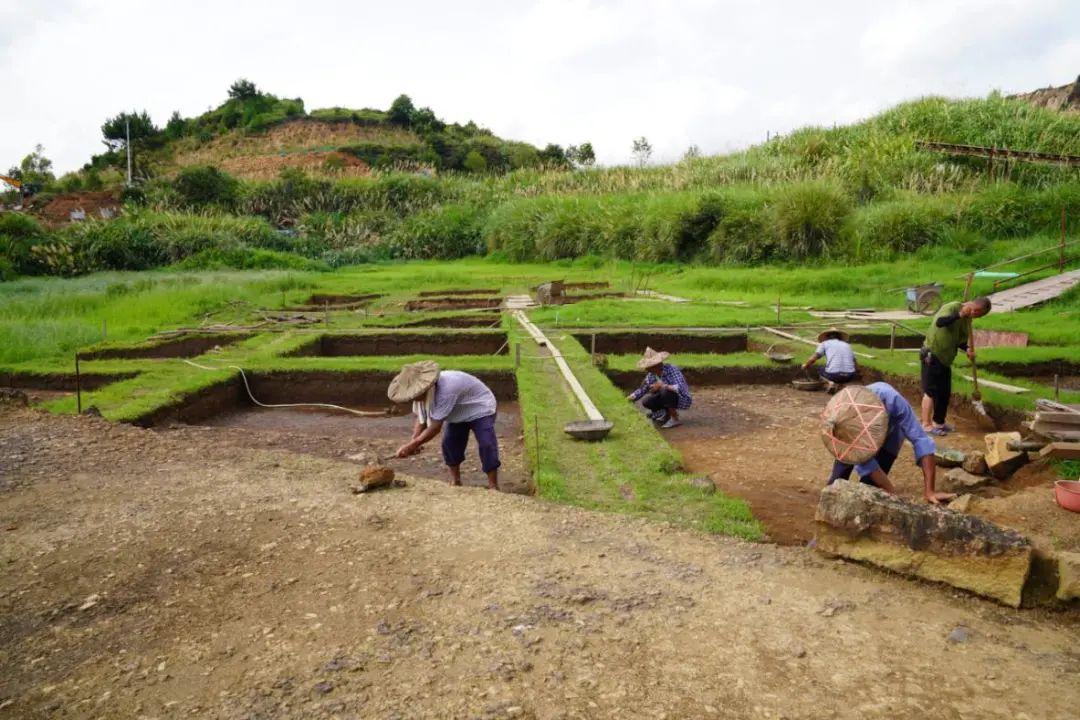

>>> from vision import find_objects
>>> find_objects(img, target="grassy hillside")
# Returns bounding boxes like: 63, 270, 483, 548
3, 90, 1079, 281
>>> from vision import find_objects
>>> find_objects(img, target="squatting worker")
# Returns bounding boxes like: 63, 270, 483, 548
802, 327, 858, 386
389, 361, 501, 490
821, 382, 954, 504
626, 347, 692, 429
920, 296, 992, 436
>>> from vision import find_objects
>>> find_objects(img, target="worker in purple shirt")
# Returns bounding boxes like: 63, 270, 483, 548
389, 361, 501, 490
822, 382, 955, 504
626, 347, 692, 429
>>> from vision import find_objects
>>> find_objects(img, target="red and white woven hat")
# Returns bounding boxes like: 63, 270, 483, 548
819, 385, 888, 464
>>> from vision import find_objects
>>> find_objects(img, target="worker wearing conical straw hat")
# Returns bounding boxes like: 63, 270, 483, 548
802, 328, 858, 390
627, 347, 692, 429
821, 382, 954, 504
389, 360, 501, 490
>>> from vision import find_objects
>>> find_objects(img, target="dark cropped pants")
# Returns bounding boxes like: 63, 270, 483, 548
441, 413, 501, 473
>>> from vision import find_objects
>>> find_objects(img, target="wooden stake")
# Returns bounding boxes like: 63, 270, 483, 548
963, 272, 974, 302
889, 324, 896, 352
75, 353, 82, 415
1061, 207, 1067, 273
534, 414, 540, 480
590, 333, 596, 360
1055, 373, 1060, 402
776, 293, 781, 325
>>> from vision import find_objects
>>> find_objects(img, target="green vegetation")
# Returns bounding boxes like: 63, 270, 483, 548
5, 90, 1078, 279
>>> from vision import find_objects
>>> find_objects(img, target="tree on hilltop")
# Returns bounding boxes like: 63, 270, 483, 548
101, 111, 159, 151
388, 94, 416, 126
228, 78, 259, 100
566, 142, 596, 168
631, 136, 652, 167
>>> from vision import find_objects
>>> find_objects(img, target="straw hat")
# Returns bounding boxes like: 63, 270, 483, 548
816, 327, 849, 342
819, 385, 888, 464
636, 347, 670, 370
388, 360, 440, 403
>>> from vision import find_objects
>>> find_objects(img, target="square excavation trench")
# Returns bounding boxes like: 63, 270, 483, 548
608, 365, 1028, 547
283, 293, 383, 310
983, 359, 1080, 390
140, 369, 529, 494
285, 332, 509, 357
576, 331, 749, 356
81, 334, 249, 360
417, 288, 499, 297
405, 297, 502, 311
398, 311, 503, 329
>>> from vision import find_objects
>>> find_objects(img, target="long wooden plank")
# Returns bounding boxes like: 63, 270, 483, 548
514, 312, 605, 422
958, 375, 1029, 394
1039, 442, 1080, 460
1033, 411, 1080, 425
760, 326, 876, 359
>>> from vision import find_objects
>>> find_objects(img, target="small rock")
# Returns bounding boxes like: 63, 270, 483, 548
353, 465, 395, 493
791, 645, 807, 658
947, 626, 969, 644
687, 476, 716, 494
962, 451, 988, 475
948, 494, 974, 513
313, 681, 334, 695
79, 594, 101, 611
758, 596, 772, 605
939, 468, 993, 494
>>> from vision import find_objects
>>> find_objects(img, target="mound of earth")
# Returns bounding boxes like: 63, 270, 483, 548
1, 404, 1078, 718
29, 191, 121, 226
1012, 75, 1080, 113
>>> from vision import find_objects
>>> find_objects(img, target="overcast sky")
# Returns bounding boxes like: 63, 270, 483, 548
1, 0, 1077, 175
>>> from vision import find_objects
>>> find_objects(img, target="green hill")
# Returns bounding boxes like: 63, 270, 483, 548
2, 86, 1079, 279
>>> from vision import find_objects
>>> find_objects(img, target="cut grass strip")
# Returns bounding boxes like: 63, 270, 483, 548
513, 327, 761, 540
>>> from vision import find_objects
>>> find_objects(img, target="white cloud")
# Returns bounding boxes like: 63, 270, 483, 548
1, 0, 1077, 174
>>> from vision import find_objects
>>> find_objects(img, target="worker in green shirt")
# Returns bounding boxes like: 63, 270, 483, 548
920, 296, 992, 435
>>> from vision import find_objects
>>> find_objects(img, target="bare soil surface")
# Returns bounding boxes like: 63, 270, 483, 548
667, 385, 1004, 546
181, 402, 528, 494
1, 405, 1078, 719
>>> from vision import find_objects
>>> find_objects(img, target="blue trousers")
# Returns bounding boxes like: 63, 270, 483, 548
441, 413, 501, 473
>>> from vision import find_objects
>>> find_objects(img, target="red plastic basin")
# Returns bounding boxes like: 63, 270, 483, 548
1055, 480, 1080, 513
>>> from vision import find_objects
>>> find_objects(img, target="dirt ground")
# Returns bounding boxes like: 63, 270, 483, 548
665, 385, 1053, 547
182, 403, 528, 494
1, 404, 1078, 719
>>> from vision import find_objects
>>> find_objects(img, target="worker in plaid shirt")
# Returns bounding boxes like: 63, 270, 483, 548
627, 347, 692, 429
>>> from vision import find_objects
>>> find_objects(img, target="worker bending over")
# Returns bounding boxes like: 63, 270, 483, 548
390, 361, 501, 490
802, 327, 858, 389
627, 347, 692, 429
821, 382, 954, 504
920, 296, 992, 436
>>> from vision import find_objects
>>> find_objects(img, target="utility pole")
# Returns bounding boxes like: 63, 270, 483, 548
125, 117, 132, 186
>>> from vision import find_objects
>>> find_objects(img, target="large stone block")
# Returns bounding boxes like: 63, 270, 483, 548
984, 432, 1028, 480
1057, 551, 1080, 602
815, 481, 1033, 607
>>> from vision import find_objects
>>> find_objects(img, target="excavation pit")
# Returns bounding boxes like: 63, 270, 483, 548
982, 359, 1080, 390
2, 371, 137, 393
646, 383, 1005, 546
81, 334, 249, 360
418, 288, 499, 297
285, 293, 383, 310
576, 331, 748, 356
405, 298, 502, 312
398, 312, 503, 329
141, 369, 524, 492
286, 332, 510, 357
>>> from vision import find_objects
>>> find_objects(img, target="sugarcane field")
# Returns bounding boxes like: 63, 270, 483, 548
2, 6, 1080, 719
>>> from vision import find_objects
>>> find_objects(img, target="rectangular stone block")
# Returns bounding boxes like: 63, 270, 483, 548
815, 480, 1033, 607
